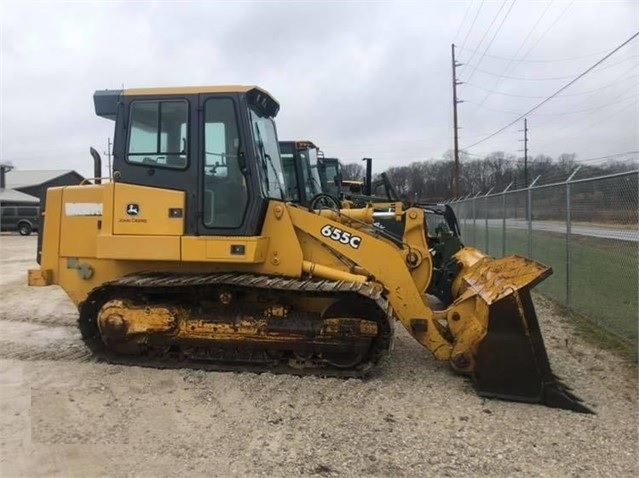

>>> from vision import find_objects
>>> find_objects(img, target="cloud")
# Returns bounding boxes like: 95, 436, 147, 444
1, 0, 637, 179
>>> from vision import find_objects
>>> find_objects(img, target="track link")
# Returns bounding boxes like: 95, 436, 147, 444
78, 272, 394, 378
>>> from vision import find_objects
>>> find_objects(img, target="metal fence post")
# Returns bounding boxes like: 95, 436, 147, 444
484, 187, 494, 253
501, 182, 513, 257
462, 194, 472, 237
527, 176, 541, 258
565, 167, 581, 307
472, 191, 481, 246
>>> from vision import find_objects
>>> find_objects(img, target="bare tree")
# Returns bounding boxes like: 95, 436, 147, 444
373, 151, 636, 202
341, 163, 365, 180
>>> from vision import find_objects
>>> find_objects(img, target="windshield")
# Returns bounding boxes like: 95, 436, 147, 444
299, 149, 322, 199
250, 109, 285, 200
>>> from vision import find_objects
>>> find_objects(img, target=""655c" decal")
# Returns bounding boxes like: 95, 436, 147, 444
320, 225, 362, 249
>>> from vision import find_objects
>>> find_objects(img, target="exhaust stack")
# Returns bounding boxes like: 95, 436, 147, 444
89, 147, 102, 184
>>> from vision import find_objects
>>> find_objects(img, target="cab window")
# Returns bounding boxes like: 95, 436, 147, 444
202, 98, 247, 228
280, 153, 299, 201
127, 100, 188, 169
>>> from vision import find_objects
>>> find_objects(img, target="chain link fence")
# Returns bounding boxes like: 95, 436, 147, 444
449, 170, 639, 346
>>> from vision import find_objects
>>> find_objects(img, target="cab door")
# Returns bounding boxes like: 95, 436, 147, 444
196, 93, 264, 237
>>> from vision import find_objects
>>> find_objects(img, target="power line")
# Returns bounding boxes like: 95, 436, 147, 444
464, 65, 578, 81
461, 32, 639, 150
535, 99, 639, 150
453, 1, 474, 43
462, 54, 636, 81
462, 0, 570, 121
457, 0, 485, 53
509, 64, 639, 135
459, 0, 518, 88
458, 0, 508, 70
463, 67, 637, 98
464, 88, 638, 117
456, 45, 613, 63
511, 0, 575, 60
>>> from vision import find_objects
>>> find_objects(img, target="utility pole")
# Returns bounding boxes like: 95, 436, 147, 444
518, 118, 529, 186
523, 118, 528, 186
451, 43, 462, 197
104, 137, 112, 179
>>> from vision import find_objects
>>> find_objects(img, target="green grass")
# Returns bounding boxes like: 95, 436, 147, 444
460, 223, 638, 346
536, 294, 638, 364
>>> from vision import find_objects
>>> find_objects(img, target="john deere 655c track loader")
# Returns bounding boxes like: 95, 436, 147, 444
28, 85, 590, 412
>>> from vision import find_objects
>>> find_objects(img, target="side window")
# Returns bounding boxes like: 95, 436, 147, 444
17, 207, 36, 216
1, 207, 16, 217
127, 100, 188, 169
203, 98, 247, 229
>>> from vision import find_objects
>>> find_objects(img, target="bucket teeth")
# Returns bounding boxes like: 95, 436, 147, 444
542, 380, 594, 414
552, 374, 574, 391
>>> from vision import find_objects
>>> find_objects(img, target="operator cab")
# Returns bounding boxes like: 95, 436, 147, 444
279, 140, 324, 207
94, 86, 286, 237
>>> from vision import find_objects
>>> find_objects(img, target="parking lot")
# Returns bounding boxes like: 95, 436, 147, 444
0, 235, 637, 477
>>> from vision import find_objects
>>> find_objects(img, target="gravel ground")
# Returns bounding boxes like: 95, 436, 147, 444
0, 235, 637, 477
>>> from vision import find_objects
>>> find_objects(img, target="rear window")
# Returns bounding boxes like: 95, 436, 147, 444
127, 100, 188, 169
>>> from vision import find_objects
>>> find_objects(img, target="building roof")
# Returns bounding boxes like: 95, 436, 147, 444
0, 188, 40, 204
4, 170, 79, 188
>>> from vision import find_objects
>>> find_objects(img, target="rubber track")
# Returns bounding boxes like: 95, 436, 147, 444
78, 272, 395, 378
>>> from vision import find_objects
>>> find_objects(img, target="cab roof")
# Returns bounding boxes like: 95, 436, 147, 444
122, 85, 269, 96
94, 85, 278, 120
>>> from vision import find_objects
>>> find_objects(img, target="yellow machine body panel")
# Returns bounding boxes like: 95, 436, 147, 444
181, 236, 269, 263
59, 184, 103, 258
109, 183, 185, 236
97, 236, 181, 261
31, 184, 307, 304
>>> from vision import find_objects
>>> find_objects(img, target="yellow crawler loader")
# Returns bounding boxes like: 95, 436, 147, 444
28, 85, 591, 412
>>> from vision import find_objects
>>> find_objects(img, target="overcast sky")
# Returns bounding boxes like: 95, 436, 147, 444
1, 0, 637, 178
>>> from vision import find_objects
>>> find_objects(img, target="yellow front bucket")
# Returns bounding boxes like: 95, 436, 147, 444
454, 252, 593, 413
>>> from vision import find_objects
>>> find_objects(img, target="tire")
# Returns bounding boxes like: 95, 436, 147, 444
17, 222, 32, 236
